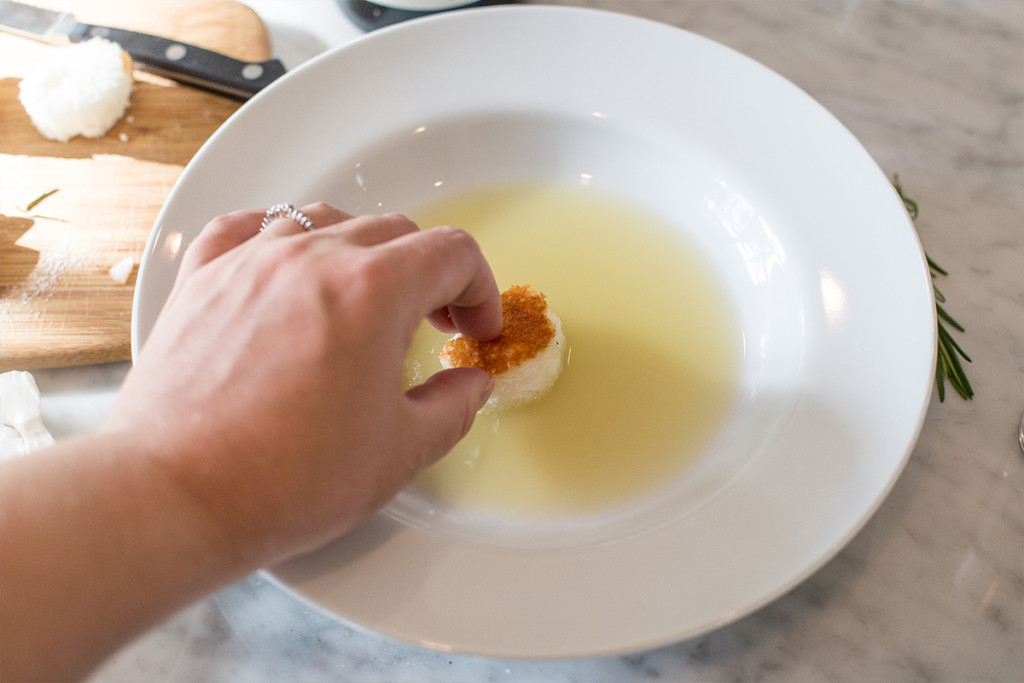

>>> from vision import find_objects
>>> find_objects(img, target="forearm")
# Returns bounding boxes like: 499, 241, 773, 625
0, 432, 246, 682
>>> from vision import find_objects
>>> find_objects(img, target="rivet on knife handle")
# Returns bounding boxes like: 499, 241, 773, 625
74, 23, 286, 100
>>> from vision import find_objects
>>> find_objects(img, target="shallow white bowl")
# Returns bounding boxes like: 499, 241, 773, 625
133, 5, 935, 659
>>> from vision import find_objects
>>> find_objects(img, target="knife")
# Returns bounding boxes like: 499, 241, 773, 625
0, 0, 286, 99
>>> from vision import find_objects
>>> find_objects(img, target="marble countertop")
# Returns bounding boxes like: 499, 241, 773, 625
20, 0, 1022, 680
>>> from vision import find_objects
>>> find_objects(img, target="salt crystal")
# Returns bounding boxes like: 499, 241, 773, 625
7, 242, 80, 305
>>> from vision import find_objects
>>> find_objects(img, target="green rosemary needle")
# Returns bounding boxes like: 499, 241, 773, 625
23, 188, 59, 212
893, 176, 973, 401
16, 188, 67, 222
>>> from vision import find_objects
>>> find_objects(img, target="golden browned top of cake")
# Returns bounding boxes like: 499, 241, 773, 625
440, 285, 555, 376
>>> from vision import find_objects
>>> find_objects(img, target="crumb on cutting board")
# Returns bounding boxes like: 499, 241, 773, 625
108, 256, 135, 285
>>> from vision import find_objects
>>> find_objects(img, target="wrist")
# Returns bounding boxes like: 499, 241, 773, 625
0, 431, 253, 680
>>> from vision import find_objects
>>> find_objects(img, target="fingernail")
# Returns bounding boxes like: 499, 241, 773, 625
479, 374, 495, 405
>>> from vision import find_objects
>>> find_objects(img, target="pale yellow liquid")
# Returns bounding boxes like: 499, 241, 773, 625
406, 182, 741, 518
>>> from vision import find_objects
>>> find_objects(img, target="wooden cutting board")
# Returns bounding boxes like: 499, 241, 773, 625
0, 0, 274, 370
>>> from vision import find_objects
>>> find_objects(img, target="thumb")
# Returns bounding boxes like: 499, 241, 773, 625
404, 367, 494, 466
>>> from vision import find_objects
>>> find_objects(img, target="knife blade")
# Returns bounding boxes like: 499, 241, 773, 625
0, 0, 286, 99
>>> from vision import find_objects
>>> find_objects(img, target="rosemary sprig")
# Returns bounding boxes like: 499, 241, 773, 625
893, 176, 973, 401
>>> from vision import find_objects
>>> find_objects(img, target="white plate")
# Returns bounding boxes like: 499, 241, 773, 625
133, 6, 935, 659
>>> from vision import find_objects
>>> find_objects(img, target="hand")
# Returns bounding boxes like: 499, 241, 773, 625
104, 203, 502, 565
0, 203, 502, 682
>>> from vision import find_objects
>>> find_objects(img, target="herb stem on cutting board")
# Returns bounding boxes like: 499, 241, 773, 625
16, 188, 67, 222
893, 176, 973, 401
22, 188, 59, 212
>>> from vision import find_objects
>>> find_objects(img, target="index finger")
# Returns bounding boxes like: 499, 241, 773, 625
381, 225, 503, 342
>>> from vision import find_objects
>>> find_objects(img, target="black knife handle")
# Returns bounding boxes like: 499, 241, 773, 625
71, 23, 285, 99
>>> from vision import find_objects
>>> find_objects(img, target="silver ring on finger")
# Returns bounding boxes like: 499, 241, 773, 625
261, 203, 315, 232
